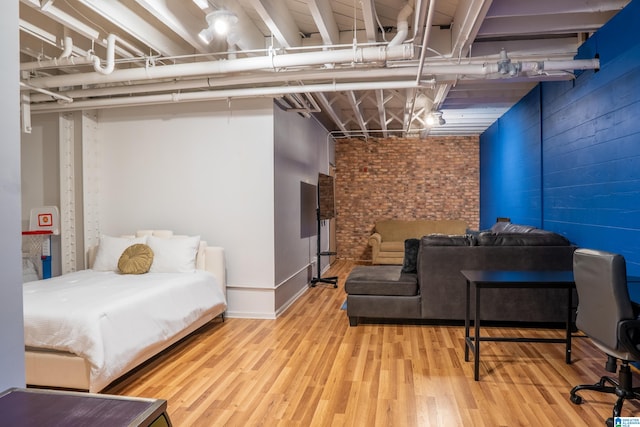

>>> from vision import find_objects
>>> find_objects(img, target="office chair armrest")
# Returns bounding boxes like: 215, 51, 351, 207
618, 319, 640, 360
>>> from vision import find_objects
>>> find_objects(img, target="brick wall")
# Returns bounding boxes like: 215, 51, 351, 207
334, 136, 480, 262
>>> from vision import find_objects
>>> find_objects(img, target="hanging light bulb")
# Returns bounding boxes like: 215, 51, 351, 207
213, 13, 235, 35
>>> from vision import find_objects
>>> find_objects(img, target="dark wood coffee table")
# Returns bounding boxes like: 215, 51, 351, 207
461, 270, 576, 381
0, 387, 172, 426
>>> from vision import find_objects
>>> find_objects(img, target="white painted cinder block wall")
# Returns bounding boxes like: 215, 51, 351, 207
22, 98, 333, 319
0, 0, 26, 390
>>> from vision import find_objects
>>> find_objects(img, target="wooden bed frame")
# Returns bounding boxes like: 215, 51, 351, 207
25, 231, 227, 392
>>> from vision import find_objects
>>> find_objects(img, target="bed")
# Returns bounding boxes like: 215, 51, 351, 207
23, 230, 227, 393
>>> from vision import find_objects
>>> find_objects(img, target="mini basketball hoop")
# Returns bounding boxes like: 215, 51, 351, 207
22, 230, 53, 280
22, 206, 59, 279
29, 206, 60, 235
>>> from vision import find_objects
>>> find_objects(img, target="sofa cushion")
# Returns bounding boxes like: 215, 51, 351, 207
345, 265, 418, 296
490, 222, 538, 233
401, 238, 420, 273
421, 233, 475, 246
477, 231, 570, 246
374, 219, 467, 242
380, 241, 405, 252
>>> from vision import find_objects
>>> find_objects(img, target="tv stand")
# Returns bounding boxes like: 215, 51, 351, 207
311, 208, 337, 288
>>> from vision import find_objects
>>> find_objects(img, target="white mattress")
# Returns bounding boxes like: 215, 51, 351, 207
23, 269, 226, 392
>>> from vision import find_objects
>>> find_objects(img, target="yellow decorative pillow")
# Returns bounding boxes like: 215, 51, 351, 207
118, 244, 154, 274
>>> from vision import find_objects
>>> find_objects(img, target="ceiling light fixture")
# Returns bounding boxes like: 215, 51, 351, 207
198, 9, 238, 43
192, 0, 210, 10
426, 110, 445, 126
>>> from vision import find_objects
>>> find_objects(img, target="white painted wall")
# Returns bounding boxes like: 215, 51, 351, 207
94, 100, 276, 310
22, 97, 332, 319
273, 105, 334, 313
0, 0, 25, 390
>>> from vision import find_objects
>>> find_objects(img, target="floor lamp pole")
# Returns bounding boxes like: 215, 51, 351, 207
311, 208, 337, 288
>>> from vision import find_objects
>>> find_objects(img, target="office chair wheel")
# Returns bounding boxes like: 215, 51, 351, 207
570, 394, 583, 405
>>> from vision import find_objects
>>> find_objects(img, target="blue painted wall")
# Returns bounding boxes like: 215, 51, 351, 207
480, 86, 542, 229
480, 0, 640, 274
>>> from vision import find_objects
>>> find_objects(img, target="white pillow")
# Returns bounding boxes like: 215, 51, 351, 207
147, 235, 201, 273
92, 235, 148, 271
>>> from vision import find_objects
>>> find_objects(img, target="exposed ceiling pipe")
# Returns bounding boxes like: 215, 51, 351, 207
60, 36, 73, 59
25, 44, 415, 89
21, 34, 118, 73
418, 58, 600, 76
415, 0, 437, 85
25, 57, 599, 104
27, 67, 432, 103
406, 0, 437, 133
29, 80, 425, 113
388, 0, 415, 47
27, 58, 600, 116
92, 34, 116, 75
20, 82, 73, 103
20, 55, 94, 71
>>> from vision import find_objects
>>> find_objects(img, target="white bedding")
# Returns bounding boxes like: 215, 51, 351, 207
23, 269, 226, 392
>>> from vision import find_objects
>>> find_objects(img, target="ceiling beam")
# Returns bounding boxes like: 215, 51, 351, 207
346, 91, 369, 137
478, 12, 620, 38
307, 0, 339, 45
78, 0, 190, 56
485, 0, 630, 16
20, 0, 99, 40
359, 0, 378, 42
451, 0, 494, 59
248, 0, 302, 48
375, 90, 388, 137
133, 0, 213, 53
315, 93, 349, 134
432, 0, 494, 112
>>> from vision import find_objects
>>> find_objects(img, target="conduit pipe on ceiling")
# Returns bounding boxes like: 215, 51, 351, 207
388, 0, 414, 47
27, 67, 430, 103
416, 58, 600, 76
20, 34, 118, 74
25, 57, 600, 104
20, 55, 94, 72
20, 82, 73, 103
406, 0, 437, 133
25, 44, 415, 89
415, 0, 437, 84
29, 80, 425, 113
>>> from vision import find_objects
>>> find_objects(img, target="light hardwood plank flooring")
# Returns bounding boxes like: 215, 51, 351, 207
104, 260, 640, 426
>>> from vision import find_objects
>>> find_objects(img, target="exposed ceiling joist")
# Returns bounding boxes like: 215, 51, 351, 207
307, 0, 339, 45
248, 0, 301, 48
18, 0, 628, 137
78, 0, 190, 56
133, 0, 212, 53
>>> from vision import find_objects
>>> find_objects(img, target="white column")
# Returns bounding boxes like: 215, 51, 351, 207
59, 112, 76, 273
82, 110, 101, 267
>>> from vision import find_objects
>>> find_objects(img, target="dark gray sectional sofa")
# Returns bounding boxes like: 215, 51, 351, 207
345, 222, 577, 326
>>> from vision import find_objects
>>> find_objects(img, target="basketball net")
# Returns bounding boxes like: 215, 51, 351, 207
23, 206, 59, 280
22, 231, 51, 280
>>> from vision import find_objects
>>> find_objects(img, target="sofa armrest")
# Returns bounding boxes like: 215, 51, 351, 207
369, 232, 382, 263
368, 233, 382, 246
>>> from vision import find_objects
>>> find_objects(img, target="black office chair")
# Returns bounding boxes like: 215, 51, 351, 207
570, 248, 640, 426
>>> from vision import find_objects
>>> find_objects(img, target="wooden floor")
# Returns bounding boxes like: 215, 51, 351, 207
105, 260, 640, 426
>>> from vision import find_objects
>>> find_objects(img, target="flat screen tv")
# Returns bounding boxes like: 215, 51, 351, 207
300, 181, 317, 238
318, 173, 335, 220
